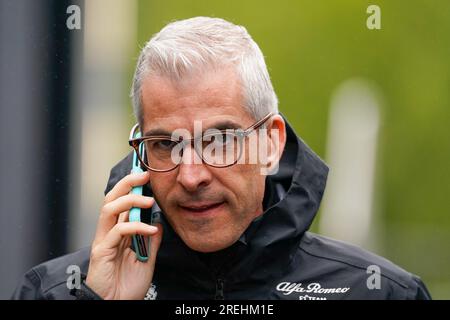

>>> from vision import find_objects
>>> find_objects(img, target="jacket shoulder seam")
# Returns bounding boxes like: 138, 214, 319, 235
41, 280, 70, 295
31, 249, 91, 296
298, 245, 410, 289
27, 268, 44, 292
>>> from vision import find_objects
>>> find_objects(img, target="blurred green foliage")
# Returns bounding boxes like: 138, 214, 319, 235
131, 0, 450, 299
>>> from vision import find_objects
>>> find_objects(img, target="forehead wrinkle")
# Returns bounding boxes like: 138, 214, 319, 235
140, 68, 249, 134
142, 67, 243, 111
144, 112, 246, 138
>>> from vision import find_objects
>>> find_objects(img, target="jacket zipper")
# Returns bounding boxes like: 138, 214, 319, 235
215, 278, 225, 300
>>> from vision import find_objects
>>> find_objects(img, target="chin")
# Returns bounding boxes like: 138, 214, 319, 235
184, 236, 235, 253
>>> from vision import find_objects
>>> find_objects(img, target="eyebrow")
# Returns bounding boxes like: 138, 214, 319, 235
209, 120, 243, 131
143, 119, 243, 137
144, 128, 172, 136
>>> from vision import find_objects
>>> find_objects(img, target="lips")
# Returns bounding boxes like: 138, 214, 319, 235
179, 201, 225, 215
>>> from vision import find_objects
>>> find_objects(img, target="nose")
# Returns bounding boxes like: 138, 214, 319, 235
176, 143, 212, 192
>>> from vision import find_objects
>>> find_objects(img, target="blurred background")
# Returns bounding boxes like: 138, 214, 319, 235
0, 0, 449, 299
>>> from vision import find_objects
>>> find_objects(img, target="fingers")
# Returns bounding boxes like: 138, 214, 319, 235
147, 223, 163, 265
94, 194, 154, 243
100, 222, 159, 250
104, 171, 150, 204
102, 194, 154, 221
117, 211, 129, 223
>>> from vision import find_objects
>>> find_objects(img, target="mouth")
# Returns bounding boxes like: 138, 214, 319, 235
178, 201, 225, 217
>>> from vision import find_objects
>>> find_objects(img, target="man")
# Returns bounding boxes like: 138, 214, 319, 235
12, 17, 430, 300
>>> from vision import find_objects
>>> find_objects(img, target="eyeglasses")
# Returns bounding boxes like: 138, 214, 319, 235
128, 112, 273, 172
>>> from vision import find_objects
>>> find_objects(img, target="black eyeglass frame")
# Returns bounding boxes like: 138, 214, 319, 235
128, 112, 274, 172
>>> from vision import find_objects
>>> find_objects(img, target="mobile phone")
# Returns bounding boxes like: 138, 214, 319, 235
129, 130, 156, 262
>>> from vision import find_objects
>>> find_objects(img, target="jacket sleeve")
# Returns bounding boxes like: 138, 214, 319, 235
10, 268, 46, 300
69, 274, 103, 300
11, 268, 103, 300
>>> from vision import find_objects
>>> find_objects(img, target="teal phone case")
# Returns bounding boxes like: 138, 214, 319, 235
129, 131, 152, 262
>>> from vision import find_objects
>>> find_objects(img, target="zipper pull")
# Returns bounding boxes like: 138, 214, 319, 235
215, 278, 225, 300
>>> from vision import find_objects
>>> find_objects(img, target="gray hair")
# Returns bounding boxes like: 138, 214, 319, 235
130, 16, 278, 125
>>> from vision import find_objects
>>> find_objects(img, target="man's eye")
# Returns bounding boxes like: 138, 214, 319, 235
210, 133, 233, 146
155, 140, 177, 150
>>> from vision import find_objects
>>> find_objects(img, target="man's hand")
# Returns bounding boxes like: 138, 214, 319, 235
86, 171, 163, 300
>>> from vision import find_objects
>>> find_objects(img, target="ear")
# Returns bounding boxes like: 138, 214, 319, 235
261, 114, 286, 175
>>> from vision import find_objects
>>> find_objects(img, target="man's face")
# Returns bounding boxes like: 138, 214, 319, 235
140, 67, 267, 252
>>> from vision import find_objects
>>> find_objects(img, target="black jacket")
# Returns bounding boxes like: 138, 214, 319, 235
11, 119, 431, 300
